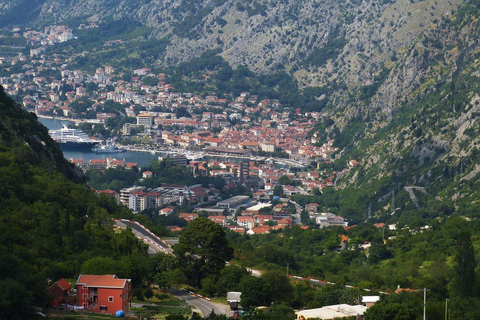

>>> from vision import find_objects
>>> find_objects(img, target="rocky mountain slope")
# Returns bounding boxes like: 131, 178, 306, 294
0, 0, 464, 86
317, 0, 480, 224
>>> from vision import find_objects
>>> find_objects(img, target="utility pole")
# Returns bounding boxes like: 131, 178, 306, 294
286, 263, 289, 276
368, 202, 372, 219
445, 298, 449, 320
423, 288, 429, 320
391, 189, 395, 214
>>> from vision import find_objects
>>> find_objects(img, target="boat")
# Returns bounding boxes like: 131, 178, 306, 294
48, 124, 100, 150
185, 151, 204, 161
93, 145, 126, 153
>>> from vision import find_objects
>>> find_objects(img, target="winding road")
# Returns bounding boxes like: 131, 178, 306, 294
114, 219, 173, 255
115, 219, 232, 316
169, 288, 232, 317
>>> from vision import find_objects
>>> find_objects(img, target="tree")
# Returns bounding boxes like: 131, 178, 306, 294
144, 286, 153, 301
176, 106, 191, 118
364, 301, 419, 320
216, 265, 250, 295
239, 276, 272, 310
81, 256, 124, 275
173, 218, 234, 288
368, 242, 392, 264
273, 185, 284, 197
450, 230, 476, 297
261, 270, 293, 304
278, 175, 292, 185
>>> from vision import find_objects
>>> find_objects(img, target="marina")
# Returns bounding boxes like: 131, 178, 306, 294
39, 117, 306, 169
39, 118, 160, 168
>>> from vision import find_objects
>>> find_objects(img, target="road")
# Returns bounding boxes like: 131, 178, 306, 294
290, 200, 303, 225
169, 288, 232, 317
114, 219, 173, 255
404, 186, 426, 208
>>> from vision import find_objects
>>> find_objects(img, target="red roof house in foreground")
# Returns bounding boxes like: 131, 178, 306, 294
76, 274, 131, 314
46, 278, 74, 309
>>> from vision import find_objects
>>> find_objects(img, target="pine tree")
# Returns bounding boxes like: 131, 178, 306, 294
452, 230, 476, 297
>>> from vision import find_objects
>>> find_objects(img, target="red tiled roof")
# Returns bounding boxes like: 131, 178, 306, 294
77, 274, 128, 289
55, 278, 71, 291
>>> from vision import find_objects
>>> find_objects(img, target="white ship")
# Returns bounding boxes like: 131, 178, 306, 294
48, 125, 100, 150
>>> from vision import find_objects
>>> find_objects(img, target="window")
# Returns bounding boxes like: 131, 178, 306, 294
100, 305, 107, 311
108, 296, 114, 302
82, 293, 87, 299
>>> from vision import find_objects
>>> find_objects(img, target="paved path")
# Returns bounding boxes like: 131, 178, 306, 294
169, 288, 233, 317
404, 186, 426, 208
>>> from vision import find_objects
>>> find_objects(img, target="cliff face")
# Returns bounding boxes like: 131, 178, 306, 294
329, 0, 480, 220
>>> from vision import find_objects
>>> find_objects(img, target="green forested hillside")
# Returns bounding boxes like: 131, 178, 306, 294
0, 86, 150, 319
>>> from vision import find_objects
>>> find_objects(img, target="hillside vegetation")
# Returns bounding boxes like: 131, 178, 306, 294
0, 86, 152, 319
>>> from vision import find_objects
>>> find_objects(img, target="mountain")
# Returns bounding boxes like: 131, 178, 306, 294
322, 0, 480, 225
0, 0, 464, 83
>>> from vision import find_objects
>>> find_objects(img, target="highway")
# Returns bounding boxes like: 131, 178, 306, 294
114, 219, 173, 255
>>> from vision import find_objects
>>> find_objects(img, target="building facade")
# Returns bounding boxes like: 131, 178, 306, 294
76, 274, 132, 314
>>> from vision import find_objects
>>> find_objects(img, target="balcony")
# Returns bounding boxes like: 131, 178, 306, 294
87, 290, 98, 300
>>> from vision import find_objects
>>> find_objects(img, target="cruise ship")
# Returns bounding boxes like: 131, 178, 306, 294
48, 125, 100, 150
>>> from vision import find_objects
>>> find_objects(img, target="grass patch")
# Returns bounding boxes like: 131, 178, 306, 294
46, 310, 118, 319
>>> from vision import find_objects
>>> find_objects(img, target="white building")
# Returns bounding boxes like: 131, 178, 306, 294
137, 113, 153, 127
295, 304, 367, 320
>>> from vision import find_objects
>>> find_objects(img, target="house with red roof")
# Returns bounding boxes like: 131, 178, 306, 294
237, 216, 255, 229
208, 215, 226, 226
179, 212, 199, 222
305, 203, 319, 214
256, 215, 272, 224
46, 278, 74, 309
248, 226, 271, 235
159, 207, 174, 216
142, 170, 153, 179
76, 274, 131, 314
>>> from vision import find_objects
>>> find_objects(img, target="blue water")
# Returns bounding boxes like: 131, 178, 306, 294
38, 118, 160, 168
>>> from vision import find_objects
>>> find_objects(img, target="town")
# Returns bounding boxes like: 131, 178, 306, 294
0, 24, 364, 233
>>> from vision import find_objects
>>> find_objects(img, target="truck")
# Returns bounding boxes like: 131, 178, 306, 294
227, 292, 242, 310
